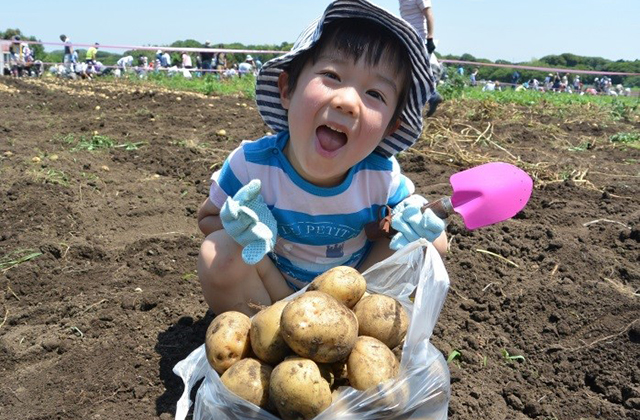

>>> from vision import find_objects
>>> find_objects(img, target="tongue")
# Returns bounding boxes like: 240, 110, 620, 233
317, 126, 347, 152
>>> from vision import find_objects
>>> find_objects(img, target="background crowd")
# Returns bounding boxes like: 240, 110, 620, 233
48, 36, 264, 81
2, 31, 636, 97
4, 34, 265, 81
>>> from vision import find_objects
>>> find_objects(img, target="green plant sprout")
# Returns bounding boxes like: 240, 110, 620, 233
181, 272, 198, 281
501, 348, 526, 363
0, 249, 43, 272
447, 350, 462, 364
114, 141, 147, 151
567, 141, 591, 152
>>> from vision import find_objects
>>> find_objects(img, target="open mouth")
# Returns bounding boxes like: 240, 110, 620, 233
316, 124, 348, 152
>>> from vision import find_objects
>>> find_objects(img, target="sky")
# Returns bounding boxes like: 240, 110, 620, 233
2, 0, 639, 63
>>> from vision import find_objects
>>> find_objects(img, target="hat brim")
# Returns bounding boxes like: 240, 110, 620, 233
256, 0, 434, 157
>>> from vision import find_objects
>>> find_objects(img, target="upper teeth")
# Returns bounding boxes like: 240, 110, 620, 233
326, 124, 344, 134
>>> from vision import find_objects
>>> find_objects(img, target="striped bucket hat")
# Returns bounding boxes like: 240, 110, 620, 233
255, 0, 435, 157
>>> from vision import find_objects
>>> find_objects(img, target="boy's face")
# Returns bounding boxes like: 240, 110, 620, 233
278, 49, 402, 187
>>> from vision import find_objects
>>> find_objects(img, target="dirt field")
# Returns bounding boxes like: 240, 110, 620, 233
1, 76, 638, 420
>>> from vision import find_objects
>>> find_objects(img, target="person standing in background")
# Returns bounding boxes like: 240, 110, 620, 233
162, 51, 172, 68
399, 0, 442, 116
181, 51, 193, 69
214, 45, 227, 77
85, 43, 99, 72
470, 68, 478, 87
60, 34, 73, 72
573, 75, 581, 93
511, 70, 521, 88
200, 40, 215, 74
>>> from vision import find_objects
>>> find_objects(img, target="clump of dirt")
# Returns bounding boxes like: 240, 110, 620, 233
1, 77, 638, 419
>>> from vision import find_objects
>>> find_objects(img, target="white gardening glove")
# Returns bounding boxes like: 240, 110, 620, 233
389, 195, 445, 250
220, 179, 277, 265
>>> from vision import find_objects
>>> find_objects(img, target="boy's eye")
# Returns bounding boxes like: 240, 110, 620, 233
320, 71, 340, 81
367, 90, 386, 103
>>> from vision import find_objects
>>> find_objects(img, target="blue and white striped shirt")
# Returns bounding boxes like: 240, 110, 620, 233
209, 131, 414, 290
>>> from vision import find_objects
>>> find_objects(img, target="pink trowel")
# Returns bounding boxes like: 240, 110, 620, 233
365, 162, 533, 239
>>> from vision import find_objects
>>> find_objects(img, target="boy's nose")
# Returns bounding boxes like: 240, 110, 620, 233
331, 87, 359, 117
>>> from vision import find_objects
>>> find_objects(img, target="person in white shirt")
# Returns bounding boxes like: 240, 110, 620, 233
238, 55, 254, 77
399, 0, 435, 53
399, 0, 441, 116
116, 55, 134, 72
181, 52, 193, 69
483, 80, 496, 92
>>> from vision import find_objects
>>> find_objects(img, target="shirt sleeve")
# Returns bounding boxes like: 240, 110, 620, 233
386, 158, 415, 208
209, 143, 249, 208
418, 0, 432, 10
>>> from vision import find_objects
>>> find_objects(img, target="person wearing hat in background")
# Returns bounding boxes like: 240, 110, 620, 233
196, 0, 446, 315
154, 50, 163, 71
573, 74, 581, 93
399, 0, 443, 117
200, 40, 215, 74
8, 35, 24, 77
238, 54, 254, 77
116, 55, 134, 76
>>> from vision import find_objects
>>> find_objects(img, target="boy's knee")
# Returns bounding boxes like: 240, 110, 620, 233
198, 230, 244, 288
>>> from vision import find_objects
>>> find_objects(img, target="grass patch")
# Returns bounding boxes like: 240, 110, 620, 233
59, 134, 146, 152
442, 85, 640, 122
0, 249, 43, 272
610, 132, 640, 150
32, 168, 70, 186
119, 72, 257, 99
72, 134, 115, 151
610, 132, 640, 143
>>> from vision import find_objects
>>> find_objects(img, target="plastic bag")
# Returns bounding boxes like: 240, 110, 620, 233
174, 239, 451, 420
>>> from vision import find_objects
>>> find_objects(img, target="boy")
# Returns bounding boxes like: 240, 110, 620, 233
197, 0, 447, 316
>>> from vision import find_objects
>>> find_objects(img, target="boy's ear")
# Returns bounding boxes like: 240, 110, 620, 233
385, 118, 402, 136
278, 72, 291, 110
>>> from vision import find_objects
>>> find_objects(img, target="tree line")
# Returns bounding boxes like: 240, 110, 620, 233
439, 52, 640, 87
2, 28, 637, 87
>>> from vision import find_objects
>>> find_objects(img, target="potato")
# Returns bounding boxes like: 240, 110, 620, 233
250, 300, 291, 364
220, 358, 273, 408
347, 336, 399, 390
204, 311, 252, 374
353, 294, 409, 349
307, 266, 366, 308
280, 291, 358, 363
374, 380, 411, 415
377, 356, 450, 416
269, 357, 332, 420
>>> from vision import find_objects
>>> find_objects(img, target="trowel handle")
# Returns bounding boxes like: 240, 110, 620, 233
364, 197, 453, 241
422, 196, 454, 219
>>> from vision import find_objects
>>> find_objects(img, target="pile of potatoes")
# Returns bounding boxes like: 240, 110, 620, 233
204, 266, 411, 420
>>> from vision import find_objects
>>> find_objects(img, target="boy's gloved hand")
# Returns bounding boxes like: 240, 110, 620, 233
220, 179, 277, 265
389, 195, 445, 250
